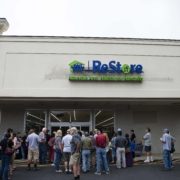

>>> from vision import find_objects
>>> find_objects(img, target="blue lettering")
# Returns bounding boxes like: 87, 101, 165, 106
130, 64, 136, 73
109, 61, 117, 73
91, 60, 143, 74
93, 60, 101, 73
135, 64, 143, 73
101, 64, 108, 73
116, 62, 121, 73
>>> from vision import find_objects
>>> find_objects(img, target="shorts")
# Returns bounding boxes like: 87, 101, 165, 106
69, 153, 80, 165
144, 146, 151, 152
63, 152, 71, 162
28, 149, 39, 161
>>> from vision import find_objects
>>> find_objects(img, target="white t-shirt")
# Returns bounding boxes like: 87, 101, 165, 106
161, 133, 171, 151
62, 134, 72, 152
39, 132, 46, 142
143, 132, 152, 146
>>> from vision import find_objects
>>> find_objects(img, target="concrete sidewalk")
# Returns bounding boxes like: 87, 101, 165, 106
12, 164, 180, 180
13, 153, 180, 167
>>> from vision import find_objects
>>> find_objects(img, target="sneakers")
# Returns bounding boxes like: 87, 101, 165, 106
144, 159, 150, 163
94, 171, 109, 175
94, 172, 101, 175
56, 169, 63, 173
74, 175, 80, 180
69, 170, 72, 174
150, 156, 154, 162
65, 169, 69, 174
144, 156, 150, 163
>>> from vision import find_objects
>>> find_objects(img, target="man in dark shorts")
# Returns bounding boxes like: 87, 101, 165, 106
69, 127, 81, 180
143, 128, 153, 163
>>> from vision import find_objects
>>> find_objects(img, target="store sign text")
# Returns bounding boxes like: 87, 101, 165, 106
69, 60, 144, 82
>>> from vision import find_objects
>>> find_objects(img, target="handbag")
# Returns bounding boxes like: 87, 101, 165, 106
5, 147, 14, 155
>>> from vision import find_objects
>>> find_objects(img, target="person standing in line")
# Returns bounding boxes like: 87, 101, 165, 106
54, 130, 63, 173
115, 128, 127, 169
48, 132, 56, 165
125, 133, 133, 167
81, 132, 92, 173
130, 129, 136, 158
160, 128, 172, 170
169, 133, 175, 168
39, 127, 47, 164
110, 132, 117, 164
62, 129, 72, 174
130, 130, 136, 143
94, 129, 110, 175
69, 127, 82, 180
0, 133, 12, 180
26, 129, 40, 171
143, 128, 153, 163
89, 131, 96, 168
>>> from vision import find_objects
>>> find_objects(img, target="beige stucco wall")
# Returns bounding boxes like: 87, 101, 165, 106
0, 36, 180, 98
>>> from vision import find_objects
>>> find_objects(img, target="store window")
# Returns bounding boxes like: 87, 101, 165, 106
50, 110, 90, 123
95, 110, 114, 138
25, 110, 46, 133
49, 110, 91, 135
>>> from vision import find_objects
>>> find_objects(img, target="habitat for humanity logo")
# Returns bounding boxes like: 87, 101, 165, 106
69, 60, 143, 82
69, 60, 85, 72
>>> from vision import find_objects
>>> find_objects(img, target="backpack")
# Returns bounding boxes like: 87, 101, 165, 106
170, 141, 175, 153
0, 138, 8, 153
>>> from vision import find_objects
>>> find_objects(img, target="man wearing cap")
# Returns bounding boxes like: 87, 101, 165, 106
115, 128, 127, 169
69, 127, 81, 180
160, 128, 172, 170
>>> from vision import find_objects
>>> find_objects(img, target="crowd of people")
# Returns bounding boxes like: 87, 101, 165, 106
0, 127, 176, 180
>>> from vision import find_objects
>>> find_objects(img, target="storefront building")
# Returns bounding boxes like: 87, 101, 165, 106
0, 36, 180, 153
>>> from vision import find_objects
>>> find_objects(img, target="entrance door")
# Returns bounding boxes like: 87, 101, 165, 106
49, 110, 91, 135
50, 123, 90, 135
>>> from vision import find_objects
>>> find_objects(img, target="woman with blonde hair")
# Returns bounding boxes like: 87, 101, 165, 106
54, 129, 63, 173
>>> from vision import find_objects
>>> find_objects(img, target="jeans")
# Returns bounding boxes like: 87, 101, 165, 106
163, 149, 172, 169
116, 147, 126, 168
111, 147, 116, 161
0, 154, 11, 180
54, 149, 62, 171
96, 147, 109, 173
39, 143, 47, 164
82, 150, 90, 172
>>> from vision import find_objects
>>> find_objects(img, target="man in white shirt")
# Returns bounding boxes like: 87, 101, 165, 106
26, 129, 40, 170
143, 128, 153, 163
62, 129, 72, 173
160, 128, 172, 170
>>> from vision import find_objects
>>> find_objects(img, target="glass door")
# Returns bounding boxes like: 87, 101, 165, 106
49, 110, 91, 135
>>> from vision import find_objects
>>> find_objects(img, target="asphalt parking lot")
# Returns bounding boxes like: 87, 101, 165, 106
12, 163, 180, 180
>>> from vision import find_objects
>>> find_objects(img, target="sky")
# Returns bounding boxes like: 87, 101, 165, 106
1, 0, 180, 39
